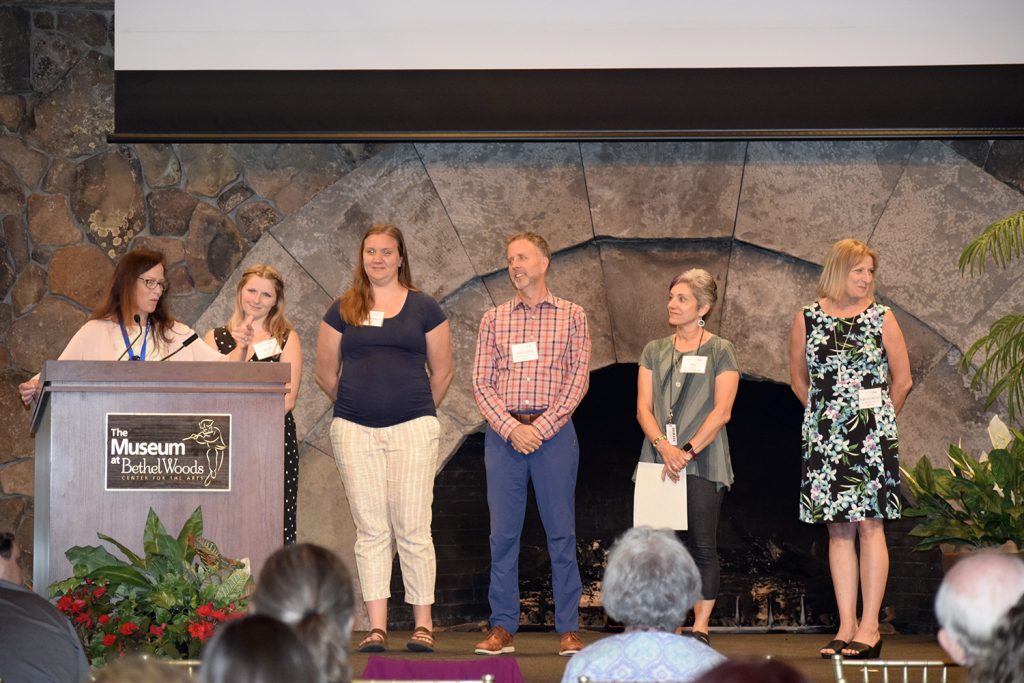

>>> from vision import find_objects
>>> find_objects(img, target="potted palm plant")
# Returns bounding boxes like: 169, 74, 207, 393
901, 209, 1024, 565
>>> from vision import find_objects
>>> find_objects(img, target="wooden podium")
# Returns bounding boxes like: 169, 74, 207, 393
30, 360, 289, 594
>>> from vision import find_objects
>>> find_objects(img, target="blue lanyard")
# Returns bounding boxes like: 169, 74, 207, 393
118, 315, 150, 361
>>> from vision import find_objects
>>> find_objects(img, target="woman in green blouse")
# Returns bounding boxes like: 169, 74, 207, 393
635, 268, 740, 645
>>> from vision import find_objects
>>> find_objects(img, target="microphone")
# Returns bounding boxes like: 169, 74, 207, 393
117, 314, 144, 360
160, 333, 199, 361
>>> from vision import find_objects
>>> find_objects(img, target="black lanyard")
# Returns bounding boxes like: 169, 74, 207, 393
660, 329, 705, 423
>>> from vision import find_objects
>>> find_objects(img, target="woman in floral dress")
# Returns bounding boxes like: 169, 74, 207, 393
788, 239, 912, 660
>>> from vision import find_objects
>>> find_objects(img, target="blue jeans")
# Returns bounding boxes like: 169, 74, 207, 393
484, 420, 582, 635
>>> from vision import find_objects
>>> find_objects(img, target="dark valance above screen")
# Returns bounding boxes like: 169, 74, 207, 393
111, 64, 1024, 142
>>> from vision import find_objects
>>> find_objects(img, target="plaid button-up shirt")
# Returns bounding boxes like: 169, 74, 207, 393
472, 291, 591, 441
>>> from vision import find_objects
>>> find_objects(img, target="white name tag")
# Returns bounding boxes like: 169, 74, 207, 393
252, 338, 283, 360
510, 341, 539, 363
859, 388, 883, 410
665, 423, 678, 446
364, 310, 385, 327
680, 355, 708, 374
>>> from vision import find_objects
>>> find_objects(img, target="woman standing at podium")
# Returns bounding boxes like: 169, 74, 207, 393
18, 248, 229, 405
205, 264, 303, 545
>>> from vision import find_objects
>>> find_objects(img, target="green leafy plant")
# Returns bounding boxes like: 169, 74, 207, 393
49, 507, 252, 667
957, 209, 1024, 425
902, 417, 1024, 552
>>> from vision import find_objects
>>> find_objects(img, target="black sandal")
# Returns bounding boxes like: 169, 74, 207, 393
690, 630, 710, 646
842, 639, 883, 660
820, 639, 848, 659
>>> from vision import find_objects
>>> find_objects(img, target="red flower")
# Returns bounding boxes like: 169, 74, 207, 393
57, 595, 73, 613
150, 623, 166, 637
102, 634, 117, 648
188, 621, 215, 642
74, 613, 93, 627
72, 598, 87, 612
196, 603, 214, 618
98, 614, 110, 625
93, 586, 106, 599
118, 622, 139, 636
211, 610, 228, 622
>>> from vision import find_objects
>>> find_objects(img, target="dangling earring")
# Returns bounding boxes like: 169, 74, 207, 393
698, 318, 705, 328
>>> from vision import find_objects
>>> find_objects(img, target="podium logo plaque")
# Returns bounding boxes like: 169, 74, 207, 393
105, 413, 232, 491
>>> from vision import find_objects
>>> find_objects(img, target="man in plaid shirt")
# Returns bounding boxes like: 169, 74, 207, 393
472, 231, 591, 658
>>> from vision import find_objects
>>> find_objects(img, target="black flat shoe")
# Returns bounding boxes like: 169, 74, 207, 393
820, 639, 848, 659
842, 639, 883, 659
690, 630, 710, 646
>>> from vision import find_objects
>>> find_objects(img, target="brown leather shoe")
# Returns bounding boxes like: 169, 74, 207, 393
474, 625, 515, 655
558, 631, 584, 656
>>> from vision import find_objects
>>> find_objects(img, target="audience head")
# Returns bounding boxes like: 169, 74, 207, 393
817, 238, 878, 301
935, 551, 1024, 665
602, 526, 701, 632
966, 592, 1024, 683
252, 544, 354, 683
200, 615, 323, 683
92, 655, 191, 683
692, 658, 809, 683
0, 531, 22, 584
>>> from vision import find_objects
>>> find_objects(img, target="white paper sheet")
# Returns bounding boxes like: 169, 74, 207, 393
633, 462, 688, 530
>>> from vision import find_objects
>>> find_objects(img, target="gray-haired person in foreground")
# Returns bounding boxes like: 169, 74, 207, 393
935, 551, 1024, 665
561, 527, 726, 683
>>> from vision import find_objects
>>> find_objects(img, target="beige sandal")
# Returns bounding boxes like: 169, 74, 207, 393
406, 626, 435, 652
358, 628, 388, 653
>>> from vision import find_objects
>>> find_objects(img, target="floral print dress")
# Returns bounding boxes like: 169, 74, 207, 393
799, 302, 901, 523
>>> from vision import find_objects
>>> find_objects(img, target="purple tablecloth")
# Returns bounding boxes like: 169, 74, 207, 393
361, 655, 525, 683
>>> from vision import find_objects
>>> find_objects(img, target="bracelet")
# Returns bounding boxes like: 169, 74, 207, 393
652, 434, 667, 448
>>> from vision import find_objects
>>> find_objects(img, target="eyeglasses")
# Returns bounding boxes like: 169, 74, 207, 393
138, 277, 168, 291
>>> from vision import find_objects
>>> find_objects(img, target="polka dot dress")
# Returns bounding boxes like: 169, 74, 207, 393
213, 327, 299, 544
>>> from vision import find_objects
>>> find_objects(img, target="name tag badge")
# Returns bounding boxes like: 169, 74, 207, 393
665, 424, 678, 446
680, 355, 709, 374
859, 388, 883, 410
252, 338, 283, 360
510, 341, 539, 363
367, 310, 385, 327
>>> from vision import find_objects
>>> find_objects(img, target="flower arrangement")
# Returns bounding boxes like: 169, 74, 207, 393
49, 506, 252, 667
902, 416, 1024, 553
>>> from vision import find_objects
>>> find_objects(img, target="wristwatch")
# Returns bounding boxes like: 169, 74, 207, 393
681, 441, 695, 455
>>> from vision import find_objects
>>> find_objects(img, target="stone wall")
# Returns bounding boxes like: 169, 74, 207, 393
0, 2, 377, 571
3, 2, 1024, 630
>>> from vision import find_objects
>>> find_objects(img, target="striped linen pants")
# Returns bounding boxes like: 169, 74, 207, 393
330, 414, 440, 604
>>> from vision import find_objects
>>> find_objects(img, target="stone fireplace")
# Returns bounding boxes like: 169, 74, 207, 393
386, 366, 945, 634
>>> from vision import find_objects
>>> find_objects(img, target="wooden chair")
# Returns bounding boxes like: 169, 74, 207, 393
831, 654, 962, 683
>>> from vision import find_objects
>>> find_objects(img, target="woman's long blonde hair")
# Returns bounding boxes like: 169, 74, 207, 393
338, 224, 418, 326
229, 264, 294, 346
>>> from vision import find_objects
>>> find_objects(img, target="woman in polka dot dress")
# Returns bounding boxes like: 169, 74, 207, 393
205, 264, 303, 544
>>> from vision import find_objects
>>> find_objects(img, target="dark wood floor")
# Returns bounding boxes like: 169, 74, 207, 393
350, 631, 965, 683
